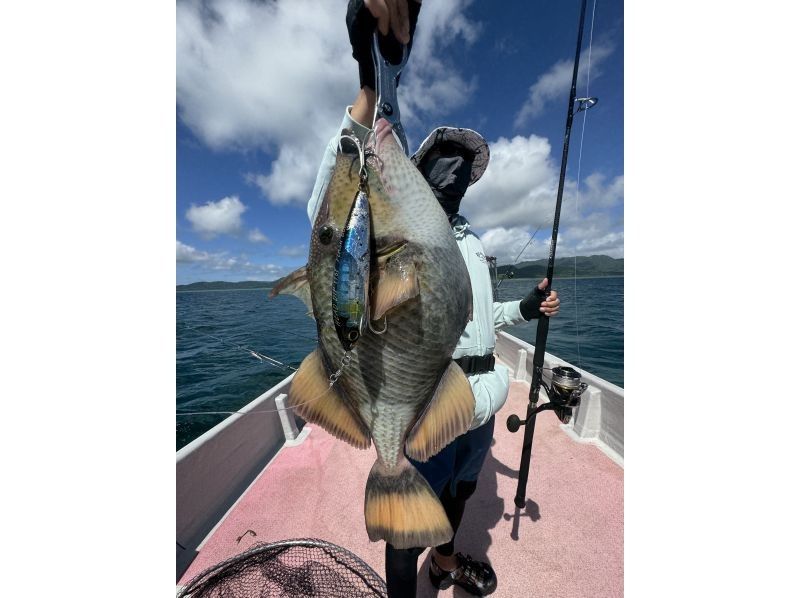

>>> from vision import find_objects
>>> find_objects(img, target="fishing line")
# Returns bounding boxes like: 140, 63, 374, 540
181, 323, 298, 372
569, 0, 599, 373
512, 226, 542, 264
494, 226, 542, 293
176, 352, 353, 418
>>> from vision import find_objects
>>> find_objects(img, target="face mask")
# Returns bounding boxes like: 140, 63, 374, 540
419, 152, 473, 215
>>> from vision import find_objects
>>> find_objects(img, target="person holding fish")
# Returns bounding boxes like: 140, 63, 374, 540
297, 1, 559, 596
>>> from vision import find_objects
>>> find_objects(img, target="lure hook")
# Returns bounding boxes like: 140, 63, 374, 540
368, 316, 388, 335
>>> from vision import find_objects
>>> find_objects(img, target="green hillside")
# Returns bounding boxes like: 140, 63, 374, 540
495, 255, 623, 279
176, 280, 275, 291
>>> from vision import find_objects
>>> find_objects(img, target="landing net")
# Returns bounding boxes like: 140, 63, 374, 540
177, 538, 387, 598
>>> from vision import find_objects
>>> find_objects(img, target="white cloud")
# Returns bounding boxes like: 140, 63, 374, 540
514, 43, 614, 129
247, 228, 270, 243
176, 240, 290, 280
177, 0, 481, 206
176, 240, 210, 263
556, 213, 624, 258
399, 0, 481, 128
580, 173, 624, 209
478, 227, 548, 264
459, 134, 623, 261
463, 134, 557, 229
279, 244, 307, 258
478, 224, 624, 264
575, 232, 624, 257
185, 195, 247, 238
177, 0, 353, 150
245, 146, 321, 206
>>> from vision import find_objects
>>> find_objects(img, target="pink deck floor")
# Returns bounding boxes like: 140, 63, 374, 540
179, 381, 623, 597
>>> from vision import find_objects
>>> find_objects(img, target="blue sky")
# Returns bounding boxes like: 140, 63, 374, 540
177, 0, 623, 284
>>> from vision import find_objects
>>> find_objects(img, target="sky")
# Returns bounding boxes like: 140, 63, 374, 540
176, 0, 624, 284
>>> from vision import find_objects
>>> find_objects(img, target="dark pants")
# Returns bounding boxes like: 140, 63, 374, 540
385, 416, 495, 598
385, 479, 478, 597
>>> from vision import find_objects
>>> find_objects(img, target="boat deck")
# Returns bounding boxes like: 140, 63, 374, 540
178, 380, 623, 597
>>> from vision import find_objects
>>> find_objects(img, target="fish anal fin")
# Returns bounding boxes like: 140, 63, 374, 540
371, 251, 419, 320
405, 361, 475, 462
270, 265, 313, 316
364, 457, 453, 549
288, 349, 371, 450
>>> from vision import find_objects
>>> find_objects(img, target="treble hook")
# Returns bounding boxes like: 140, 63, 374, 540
339, 132, 367, 176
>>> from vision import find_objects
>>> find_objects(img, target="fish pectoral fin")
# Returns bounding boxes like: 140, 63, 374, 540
288, 349, 371, 450
405, 361, 475, 462
371, 250, 419, 320
269, 265, 313, 316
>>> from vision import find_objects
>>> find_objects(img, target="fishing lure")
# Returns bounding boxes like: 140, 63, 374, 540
332, 137, 372, 351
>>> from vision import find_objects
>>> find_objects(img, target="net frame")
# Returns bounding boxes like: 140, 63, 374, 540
177, 538, 387, 598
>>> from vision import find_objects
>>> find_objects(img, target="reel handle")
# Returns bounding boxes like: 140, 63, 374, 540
507, 414, 524, 433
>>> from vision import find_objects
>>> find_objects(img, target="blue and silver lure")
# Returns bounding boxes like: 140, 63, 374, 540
332, 137, 372, 351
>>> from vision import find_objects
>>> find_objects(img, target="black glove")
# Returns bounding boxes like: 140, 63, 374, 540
519, 285, 549, 321
346, 0, 421, 91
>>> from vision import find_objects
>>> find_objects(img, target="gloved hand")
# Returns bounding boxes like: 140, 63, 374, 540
346, 0, 421, 91
519, 278, 560, 320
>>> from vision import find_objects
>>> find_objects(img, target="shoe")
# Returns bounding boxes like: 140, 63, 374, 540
429, 552, 498, 596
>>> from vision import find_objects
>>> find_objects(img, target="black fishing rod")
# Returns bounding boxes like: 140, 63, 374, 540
506, 0, 593, 509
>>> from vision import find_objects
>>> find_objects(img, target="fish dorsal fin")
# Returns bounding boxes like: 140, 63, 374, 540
372, 248, 419, 320
269, 265, 313, 316
288, 349, 371, 450
405, 361, 475, 462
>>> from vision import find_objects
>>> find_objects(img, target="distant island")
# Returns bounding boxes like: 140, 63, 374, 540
176, 280, 275, 292
176, 254, 623, 291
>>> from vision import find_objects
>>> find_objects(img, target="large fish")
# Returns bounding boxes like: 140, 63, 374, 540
271, 119, 474, 549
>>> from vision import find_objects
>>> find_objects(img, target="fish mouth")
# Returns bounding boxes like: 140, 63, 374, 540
374, 118, 400, 153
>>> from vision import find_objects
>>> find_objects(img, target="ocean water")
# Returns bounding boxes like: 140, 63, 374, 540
176, 276, 623, 450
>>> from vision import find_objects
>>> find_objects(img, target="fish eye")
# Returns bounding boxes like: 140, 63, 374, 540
319, 225, 334, 245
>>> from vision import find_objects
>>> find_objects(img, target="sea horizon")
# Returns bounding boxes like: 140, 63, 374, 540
176, 277, 623, 449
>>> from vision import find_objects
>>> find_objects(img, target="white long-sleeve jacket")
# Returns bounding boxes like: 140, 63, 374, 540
308, 108, 527, 429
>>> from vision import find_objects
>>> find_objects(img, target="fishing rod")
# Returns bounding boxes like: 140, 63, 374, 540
506, 0, 595, 509
492, 226, 542, 296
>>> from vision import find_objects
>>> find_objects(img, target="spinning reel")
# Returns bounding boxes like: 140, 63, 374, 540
507, 365, 588, 430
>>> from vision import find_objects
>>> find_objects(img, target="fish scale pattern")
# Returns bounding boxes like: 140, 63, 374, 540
309, 131, 471, 473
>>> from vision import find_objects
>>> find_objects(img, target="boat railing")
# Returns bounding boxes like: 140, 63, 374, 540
494, 331, 624, 465
176, 373, 307, 577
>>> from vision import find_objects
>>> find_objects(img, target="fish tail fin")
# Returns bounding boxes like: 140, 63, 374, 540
364, 456, 453, 549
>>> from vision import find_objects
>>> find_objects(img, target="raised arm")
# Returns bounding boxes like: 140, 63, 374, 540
306, 0, 421, 223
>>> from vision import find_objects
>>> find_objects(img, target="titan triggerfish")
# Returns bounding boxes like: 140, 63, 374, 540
271, 118, 474, 549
